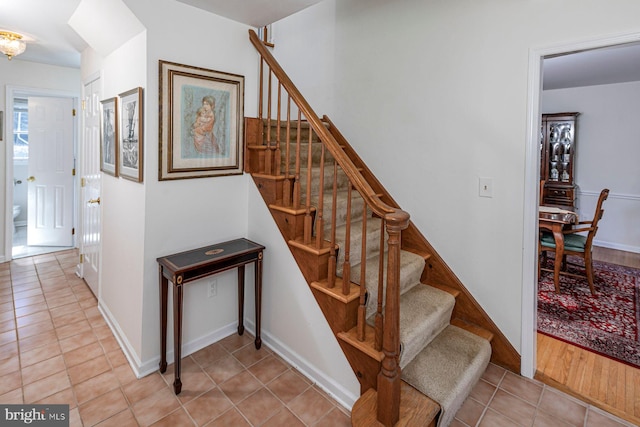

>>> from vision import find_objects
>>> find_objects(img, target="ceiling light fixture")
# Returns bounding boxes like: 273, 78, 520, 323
0, 31, 27, 60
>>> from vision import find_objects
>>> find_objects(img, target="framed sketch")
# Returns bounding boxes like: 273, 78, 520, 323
159, 60, 244, 180
118, 87, 144, 182
100, 97, 118, 177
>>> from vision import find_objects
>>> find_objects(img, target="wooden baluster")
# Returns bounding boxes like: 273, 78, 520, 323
275, 82, 282, 176
357, 204, 368, 341
315, 143, 325, 249
303, 123, 313, 245
377, 210, 410, 427
292, 111, 302, 210
375, 217, 385, 351
327, 162, 338, 288
342, 183, 352, 296
283, 96, 292, 206
258, 58, 263, 122
265, 69, 273, 175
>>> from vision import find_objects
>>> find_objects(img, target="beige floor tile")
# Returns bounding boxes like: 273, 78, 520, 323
538, 387, 588, 426
266, 369, 311, 403
206, 407, 250, 427
74, 371, 121, 405
218, 370, 262, 404
21, 354, 66, 385
288, 387, 335, 425
183, 387, 232, 426
202, 354, 245, 385
23, 370, 70, 402
64, 341, 104, 367
79, 388, 130, 426
68, 355, 111, 385
123, 372, 168, 405
131, 387, 181, 426
248, 354, 288, 384
236, 387, 283, 425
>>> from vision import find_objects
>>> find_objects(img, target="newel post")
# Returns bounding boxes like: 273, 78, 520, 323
377, 209, 410, 426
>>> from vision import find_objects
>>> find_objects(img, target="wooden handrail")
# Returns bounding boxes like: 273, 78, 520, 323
249, 30, 398, 219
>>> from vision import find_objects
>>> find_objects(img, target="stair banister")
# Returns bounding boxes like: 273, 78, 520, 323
249, 29, 409, 426
249, 30, 395, 218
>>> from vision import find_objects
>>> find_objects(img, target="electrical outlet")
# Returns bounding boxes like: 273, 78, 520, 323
207, 280, 217, 298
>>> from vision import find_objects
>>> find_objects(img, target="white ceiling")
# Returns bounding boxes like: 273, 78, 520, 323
1, 0, 640, 91
543, 42, 640, 90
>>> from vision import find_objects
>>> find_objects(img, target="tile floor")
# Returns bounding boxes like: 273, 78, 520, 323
0, 250, 635, 427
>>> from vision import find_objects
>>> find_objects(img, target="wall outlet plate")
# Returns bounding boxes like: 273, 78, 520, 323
207, 280, 217, 298
479, 177, 493, 198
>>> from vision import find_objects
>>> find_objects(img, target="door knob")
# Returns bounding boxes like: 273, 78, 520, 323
88, 197, 101, 205
27, 176, 36, 182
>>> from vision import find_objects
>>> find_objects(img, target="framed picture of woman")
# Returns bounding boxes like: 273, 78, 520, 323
158, 60, 244, 180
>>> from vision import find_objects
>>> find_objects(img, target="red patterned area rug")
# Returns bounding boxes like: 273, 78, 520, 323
537, 256, 640, 368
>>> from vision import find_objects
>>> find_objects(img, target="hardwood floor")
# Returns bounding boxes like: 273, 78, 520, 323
536, 246, 640, 426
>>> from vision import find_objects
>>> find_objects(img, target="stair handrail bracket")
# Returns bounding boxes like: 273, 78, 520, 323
249, 29, 410, 426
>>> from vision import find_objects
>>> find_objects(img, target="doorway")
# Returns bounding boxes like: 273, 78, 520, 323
4, 86, 78, 260
522, 32, 640, 378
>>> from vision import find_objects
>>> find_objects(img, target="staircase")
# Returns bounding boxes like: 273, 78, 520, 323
246, 30, 520, 426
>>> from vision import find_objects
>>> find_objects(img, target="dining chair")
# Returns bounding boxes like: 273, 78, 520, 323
539, 188, 609, 295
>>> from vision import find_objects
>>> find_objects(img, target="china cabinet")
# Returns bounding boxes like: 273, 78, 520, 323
540, 112, 579, 208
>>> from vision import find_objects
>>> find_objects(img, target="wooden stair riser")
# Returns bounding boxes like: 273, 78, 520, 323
269, 207, 311, 241
251, 175, 284, 206
310, 288, 359, 334
288, 244, 331, 283
338, 341, 381, 394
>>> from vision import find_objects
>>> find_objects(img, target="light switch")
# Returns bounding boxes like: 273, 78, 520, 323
479, 177, 493, 198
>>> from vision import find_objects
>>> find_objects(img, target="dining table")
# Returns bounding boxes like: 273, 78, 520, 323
538, 205, 578, 292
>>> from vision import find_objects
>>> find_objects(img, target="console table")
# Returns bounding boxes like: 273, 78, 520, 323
157, 238, 265, 394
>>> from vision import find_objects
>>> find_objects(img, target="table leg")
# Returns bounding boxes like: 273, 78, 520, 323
172, 278, 184, 394
552, 227, 564, 293
255, 253, 263, 349
237, 266, 245, 336
159, 268, 168, 373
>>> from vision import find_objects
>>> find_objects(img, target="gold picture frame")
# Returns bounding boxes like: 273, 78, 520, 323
100, 97, 118, 177
159, 60, 244, 180
118, 87, 144, 182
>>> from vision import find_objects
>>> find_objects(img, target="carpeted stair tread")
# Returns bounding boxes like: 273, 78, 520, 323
402, 325, 491, 427
334, 217, 384, 270
367, 284, 455, 370
352, 250, 427, 319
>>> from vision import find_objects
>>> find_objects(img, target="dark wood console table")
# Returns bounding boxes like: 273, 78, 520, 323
157, 238, 265, 394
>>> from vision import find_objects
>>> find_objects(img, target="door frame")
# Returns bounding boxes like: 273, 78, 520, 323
521, 31, 640, 378
4, 85, 80, 261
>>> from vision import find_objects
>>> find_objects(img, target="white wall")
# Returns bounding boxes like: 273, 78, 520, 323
543, 81, 640, 253
1, 60, 81, 262
273, 0, 640, 355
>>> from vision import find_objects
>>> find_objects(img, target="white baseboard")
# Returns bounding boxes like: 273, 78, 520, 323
594, 240, 640, 254
98, 301, 144, 378
98, 300, 240, 379
244, 319, 357, 411
97, 304, 356, 410
136, 322, 239, 378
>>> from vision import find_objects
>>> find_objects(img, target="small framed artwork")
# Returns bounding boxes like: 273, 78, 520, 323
159, 60, 244, 180
118, 87, 144, 182
100, 97, 118, 177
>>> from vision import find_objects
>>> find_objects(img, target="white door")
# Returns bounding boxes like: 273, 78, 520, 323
27, 97, 74, 246
79, 78, 101, 295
